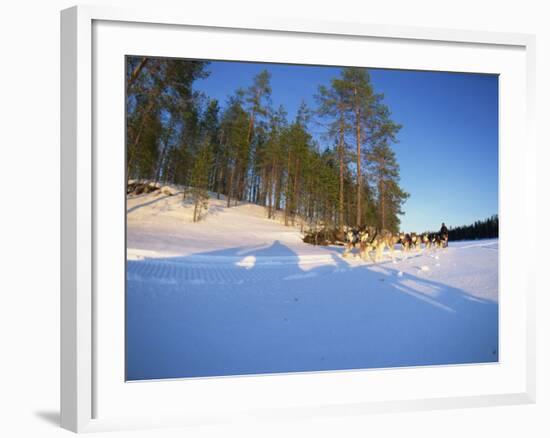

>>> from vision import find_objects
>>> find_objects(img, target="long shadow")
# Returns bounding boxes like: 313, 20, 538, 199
127, 193, 233, 217
127, 193, 180, 214
125, 240, 498, 381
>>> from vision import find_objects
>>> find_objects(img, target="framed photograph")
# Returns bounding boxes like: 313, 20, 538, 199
61, 5, 536, 433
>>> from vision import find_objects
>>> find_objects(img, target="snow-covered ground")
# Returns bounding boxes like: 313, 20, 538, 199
126, 189, 499, 380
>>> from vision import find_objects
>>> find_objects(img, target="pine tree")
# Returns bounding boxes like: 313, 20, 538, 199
260, 106, 287, 218
366, 113, 408, 232
316, 79, 351, 230
284, 102, 311, 226
237, 70, 272, 201
444, 215, 498, 241
190, 140, 213, 222
219, 93, 249, 207
126, 56, 209, 184
339, 67, 376, 227
200, 99, 221, 191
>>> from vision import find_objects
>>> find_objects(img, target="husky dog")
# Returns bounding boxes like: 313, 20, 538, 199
410, 233, 422, 251
421, 233, 431, 249
343, 226, 400, 262
374, 229, 397, 262
431, 233, 445, 249
399, 232, 413, 252
358, 228, 373, 260
440, 233, 449, 248
386, 232, 400, 260
343, 228, 358, 257
363, 229, 397, 263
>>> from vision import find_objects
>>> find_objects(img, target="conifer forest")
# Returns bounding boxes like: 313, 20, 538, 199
126, 57, 409, 232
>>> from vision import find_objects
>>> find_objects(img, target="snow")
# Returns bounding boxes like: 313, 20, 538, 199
160, 185, 177, 196
126, 189, 499, 380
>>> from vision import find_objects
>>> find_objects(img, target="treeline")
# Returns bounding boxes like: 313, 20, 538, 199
126, 56, 408, 231
447, 215, 498, 241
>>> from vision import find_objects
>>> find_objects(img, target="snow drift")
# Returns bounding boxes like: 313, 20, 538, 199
126, 188, 498, 380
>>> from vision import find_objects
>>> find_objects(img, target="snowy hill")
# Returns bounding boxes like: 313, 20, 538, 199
127, 187, 331, 261
126, 188, 499, 380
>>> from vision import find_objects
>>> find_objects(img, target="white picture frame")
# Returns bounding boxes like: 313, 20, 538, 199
60, 4, 537, 433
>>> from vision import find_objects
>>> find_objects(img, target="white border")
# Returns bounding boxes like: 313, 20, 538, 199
61, 5, 536, 433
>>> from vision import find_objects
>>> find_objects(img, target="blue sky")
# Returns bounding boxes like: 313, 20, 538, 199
194, 61, 498, 232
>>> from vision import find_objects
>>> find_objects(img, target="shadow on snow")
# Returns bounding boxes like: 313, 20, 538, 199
126, 240, 498, 381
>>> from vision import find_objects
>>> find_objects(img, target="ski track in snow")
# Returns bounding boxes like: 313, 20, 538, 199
126, 249, 463, 286
125, 190, 499, 380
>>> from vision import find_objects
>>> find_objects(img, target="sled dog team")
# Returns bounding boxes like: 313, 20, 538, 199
343, 225, 449, 263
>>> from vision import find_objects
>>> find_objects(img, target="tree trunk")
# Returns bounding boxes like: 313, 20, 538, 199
284, 148, 292, 226
227, 163, 236, 208
127, 57, 149, 93
274, 163, 282, 213
154, 146, 167, 184
266, 168, 273, 218
193, 198, 199, 222
292, 158, 300, 226
338, 116, 345, 230
247, 111, 255, 145
354, 88, 362, 227
380, 180, 386, 230
126, 94, 158, 177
